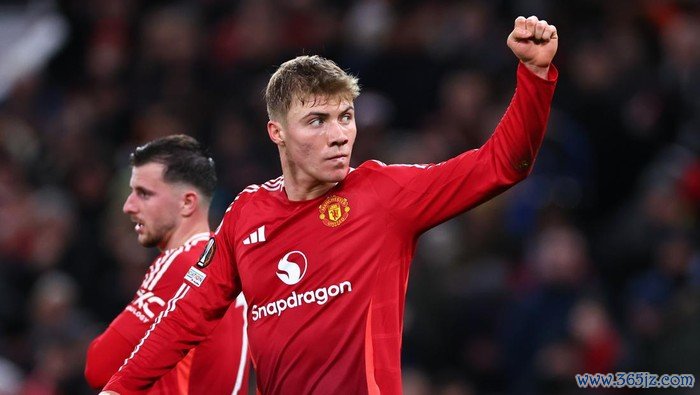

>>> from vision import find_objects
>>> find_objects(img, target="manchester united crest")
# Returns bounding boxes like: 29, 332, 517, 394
319, 195, 350, 227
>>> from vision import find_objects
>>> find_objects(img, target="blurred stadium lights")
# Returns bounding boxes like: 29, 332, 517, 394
0, 0, 67, 101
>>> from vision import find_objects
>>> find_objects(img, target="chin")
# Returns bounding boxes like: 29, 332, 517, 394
138, 235, 161, 248
328, 168, 349, 182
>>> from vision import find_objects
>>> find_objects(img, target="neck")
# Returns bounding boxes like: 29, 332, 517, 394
161, 211, 210, 251
280, 154, 336, 201
284, 180, 337, 201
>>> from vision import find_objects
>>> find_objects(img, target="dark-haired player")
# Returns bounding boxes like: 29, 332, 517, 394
85, 135, 250, 394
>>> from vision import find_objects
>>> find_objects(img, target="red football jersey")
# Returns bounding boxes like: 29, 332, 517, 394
86, 232, 250, 394
104, 64, 557, 394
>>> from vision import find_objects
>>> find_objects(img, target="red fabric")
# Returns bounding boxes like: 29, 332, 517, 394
105, 63, 557, 395
581, 331, 621, 373
88, 233, 250, 394
679, 160, 700, 206
85, 328, 137, 388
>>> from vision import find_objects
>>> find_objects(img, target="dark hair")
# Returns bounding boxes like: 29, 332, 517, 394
265, 55, 360, 121
130, 134, 216, 198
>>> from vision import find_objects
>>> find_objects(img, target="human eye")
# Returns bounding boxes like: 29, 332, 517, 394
136, 188, 151, 199
340, 112, 353, 123
309, 118, 323, 127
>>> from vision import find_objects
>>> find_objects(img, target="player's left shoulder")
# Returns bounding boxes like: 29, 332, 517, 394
358, 159, 434, 171
357, 159, 387, 171
344, 160, 389, 181
354, 159, 436, 178
184, 231, 212, 250
338, 161, 385, 187
175, 232, 212, 263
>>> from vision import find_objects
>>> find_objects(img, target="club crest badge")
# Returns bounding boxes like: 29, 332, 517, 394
197, 238, 216, 268
319, 195, 350, 227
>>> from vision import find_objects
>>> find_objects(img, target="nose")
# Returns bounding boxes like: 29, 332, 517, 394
327, 121, 349, 147
123, 192, 136, 214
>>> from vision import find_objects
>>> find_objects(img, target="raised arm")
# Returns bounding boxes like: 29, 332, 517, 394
365, 16, 559, 232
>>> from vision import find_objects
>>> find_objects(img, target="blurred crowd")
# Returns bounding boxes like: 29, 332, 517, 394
0, 0, 698, 394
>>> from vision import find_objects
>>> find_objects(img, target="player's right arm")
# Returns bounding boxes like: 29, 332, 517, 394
85, 326, 140, 389
101, 204, 243, 395
87, 237, 209, 389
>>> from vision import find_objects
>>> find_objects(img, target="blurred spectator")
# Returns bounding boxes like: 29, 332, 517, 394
569, 299, 621, 374
23, 271, 93, 394
503, 223, 594, 394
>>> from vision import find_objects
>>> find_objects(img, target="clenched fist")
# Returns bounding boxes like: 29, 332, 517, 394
507, 16, 558, 79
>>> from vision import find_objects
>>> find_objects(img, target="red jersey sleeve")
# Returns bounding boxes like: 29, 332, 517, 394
85, 235, 208, 389
103, 207, 244, 394
365, 63, 557, 232
85, 328, 137, 389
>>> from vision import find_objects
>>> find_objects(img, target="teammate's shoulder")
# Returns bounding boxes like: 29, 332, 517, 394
183, 232, 212, 251
174, 232, 211, 259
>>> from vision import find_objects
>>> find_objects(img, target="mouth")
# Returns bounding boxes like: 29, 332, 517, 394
132, 219, 145, 233
326, 154, 348, 161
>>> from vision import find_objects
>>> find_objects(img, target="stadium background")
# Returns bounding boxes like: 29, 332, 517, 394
0, 0, 698, 394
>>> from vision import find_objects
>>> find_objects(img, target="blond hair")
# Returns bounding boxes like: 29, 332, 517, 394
265, 55, 360, 122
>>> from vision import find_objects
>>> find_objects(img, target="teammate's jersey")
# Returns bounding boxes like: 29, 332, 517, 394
86, 233, 250, 394
104, 63, 557, 394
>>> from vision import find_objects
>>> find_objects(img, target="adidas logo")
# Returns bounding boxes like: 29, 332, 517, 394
243, 225, 266, 245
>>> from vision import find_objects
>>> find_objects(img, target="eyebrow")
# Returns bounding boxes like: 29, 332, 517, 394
302, 105, 354, 119
134, 186, 153, 194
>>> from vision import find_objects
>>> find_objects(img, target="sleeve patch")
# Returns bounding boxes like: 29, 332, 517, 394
196, 238, 216, 268
185, 266, 207, 287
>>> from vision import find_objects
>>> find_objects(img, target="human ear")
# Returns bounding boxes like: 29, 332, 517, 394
181, 191, 198, 217
267, 120, 285, 146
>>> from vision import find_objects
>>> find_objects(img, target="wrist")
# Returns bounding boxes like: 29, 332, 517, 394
522, 62, 550, 80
